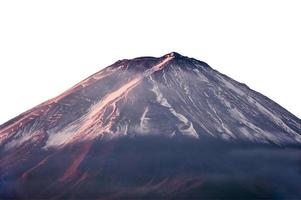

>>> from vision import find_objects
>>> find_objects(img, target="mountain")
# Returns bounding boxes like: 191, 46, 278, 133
1, 52, 301, 199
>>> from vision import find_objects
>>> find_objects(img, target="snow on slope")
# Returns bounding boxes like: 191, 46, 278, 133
0, 52, 300, 150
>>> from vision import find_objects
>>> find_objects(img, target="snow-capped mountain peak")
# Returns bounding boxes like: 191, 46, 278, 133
1, 52, 300, 150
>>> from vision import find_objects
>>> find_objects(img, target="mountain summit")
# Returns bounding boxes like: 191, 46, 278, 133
1, 53, 301, 199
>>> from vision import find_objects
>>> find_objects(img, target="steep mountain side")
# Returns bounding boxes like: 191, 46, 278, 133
0, 52, 300, 150
0, 52, 301, 199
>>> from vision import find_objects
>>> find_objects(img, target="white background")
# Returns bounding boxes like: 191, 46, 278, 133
0, 0, 300, 125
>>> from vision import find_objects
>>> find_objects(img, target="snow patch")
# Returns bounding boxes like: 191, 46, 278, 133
218, 75, 245, 96
247, 96, 299, 136
135, 106, 151, 135
149, 76, 199, 139
193, 68, 209, 82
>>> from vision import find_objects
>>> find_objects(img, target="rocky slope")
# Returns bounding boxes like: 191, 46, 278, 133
0, 52, 301, 199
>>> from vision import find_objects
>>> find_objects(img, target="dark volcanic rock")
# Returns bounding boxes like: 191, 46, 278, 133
0, 52, 301, 199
